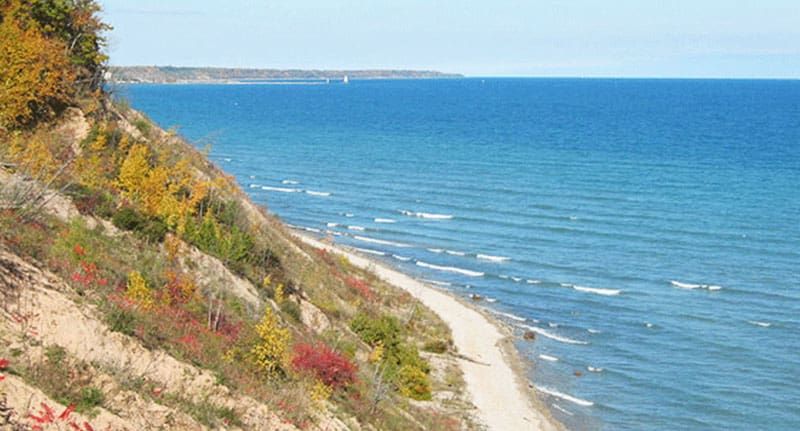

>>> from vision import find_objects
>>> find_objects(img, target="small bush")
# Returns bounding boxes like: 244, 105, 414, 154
106, 307, 135, 335
291, 343, 357, 390
76, 386, 105, 413
112, 206, 168, 242
422, 339, 450, 354
280, 300, 302, 322
396, 365, 432, 401
251, 307, 291, 376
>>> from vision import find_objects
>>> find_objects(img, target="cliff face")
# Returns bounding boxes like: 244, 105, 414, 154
0, 105, 477, 431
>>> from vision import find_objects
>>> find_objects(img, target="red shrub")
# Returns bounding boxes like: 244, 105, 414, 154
0, 357, 7, 381
291, 343, 357, 389
345, 277, 374, 301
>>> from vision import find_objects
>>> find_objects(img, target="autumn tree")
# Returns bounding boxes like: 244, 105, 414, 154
0, 1, 75, 129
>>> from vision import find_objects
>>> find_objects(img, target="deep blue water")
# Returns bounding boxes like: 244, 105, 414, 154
121, 79, 800, 431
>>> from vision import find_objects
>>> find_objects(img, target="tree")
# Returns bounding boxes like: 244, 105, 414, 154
0, 0, 75, 129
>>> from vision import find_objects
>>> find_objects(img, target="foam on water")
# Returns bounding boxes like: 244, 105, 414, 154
552, 404, 574, 416
374, 218, 396, 223
347, 225, 366, 231
445, 249, 466, 256
477, 254, 511, 263
416, 261, 485, 277
671, 280, 723, 291
282, 179, 300, 185
262, 186, 300, 193
571, 285, 622, 296
392, 254, 412, 262
353, 247, 386, 256
539, 354, 559, 362
587, 329, 602, 334
520, 324, 588, 345
748, 320, 772, 328
421, 279, 453, 287
495, 311, 527, 322
400, 210, 454, 220
305, 190, 331, 197
536, 386, 595, 407
587, 366, 604, 373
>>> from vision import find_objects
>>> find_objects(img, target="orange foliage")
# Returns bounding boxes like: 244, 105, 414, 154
0, 1, 75, 129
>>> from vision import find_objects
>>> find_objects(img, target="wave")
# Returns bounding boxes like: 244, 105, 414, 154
416, 261, 484, 277
526, 279, 541, 284
325, 230, 344, 237
520, 324, 588, 345
248, 183, 260, 188
347, 225, 366, 231
670, 280, 723, 291
281, 179, 300, 185
538, 354, 559, 362
495, 311, 527, 322
552, 404, 574, 416
400, 210, 454, 220
512, 276, 523, 282
342, 213, 354, 217
748, 320, 771, 328
587, 328, 602, 334
262, 186, 300, 193
485, 297, 497, 303
421, 279, 453, 287
305, 190, 331, 197
374, 218, 396, 223
548, 322, 559, 328
445, 249, 466, 256
587, 366, 604, 373
477, 254, 511, 263
326, 222, 338, 227
572, 285, 621, 296
535, 386, 594, 407
353, 235, 410, 248
392, 254, 412, 262
428, 248, 444, 253
353, 247, 386, 256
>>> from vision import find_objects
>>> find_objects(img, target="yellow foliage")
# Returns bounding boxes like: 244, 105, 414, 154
368, 341, 384, 364
274, 283, 285, 305
251, 307, 291, 376
0, 2, 75, 129
116, 143, 150, 199
309, 379, 333, 407
125, 270, 153, 309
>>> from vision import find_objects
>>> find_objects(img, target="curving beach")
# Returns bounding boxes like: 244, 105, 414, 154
295, 233, 564, 431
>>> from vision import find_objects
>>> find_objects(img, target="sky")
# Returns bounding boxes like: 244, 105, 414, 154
100, 0, 800, 78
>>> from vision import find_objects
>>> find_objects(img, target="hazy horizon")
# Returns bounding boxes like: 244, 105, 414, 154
100, 0, 800, 79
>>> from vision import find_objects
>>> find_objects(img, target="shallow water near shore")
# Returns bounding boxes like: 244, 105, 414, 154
122, 78, 800, 431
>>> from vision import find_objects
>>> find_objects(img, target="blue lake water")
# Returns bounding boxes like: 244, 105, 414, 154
121, 78, 800, 431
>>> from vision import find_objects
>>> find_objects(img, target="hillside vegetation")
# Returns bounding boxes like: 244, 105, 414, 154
0, 2, 476, 430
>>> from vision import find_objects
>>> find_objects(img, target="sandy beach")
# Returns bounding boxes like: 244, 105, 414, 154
295, 233, 563, 431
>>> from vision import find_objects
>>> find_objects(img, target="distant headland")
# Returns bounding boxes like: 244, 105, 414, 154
108, 66, 463, 84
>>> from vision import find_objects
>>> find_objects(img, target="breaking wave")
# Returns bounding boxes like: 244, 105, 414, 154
416, 261, 484, 277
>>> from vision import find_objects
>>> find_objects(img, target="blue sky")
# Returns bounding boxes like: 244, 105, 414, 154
100, 0, 799, 78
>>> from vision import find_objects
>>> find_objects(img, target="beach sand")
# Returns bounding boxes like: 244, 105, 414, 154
295, 233, 563, 431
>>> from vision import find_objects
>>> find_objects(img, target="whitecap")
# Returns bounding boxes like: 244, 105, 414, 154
305, 190, 331, 197
568, 216, 579, 221
572, 285, 621, 296
347, 225, 366, 231
223, 157, 232, 162
326, 222, 338, 227
520, 324, 588, 345
343, 213, 354, 217
400, 210, 454, 220
416, 261, 485, 277
249, 175, 256, 179
427, 248, 444, 254
353, 235, 410, 248
748, 320, 771, 328
445, 250, 466, 256
374, 218, 396, 223
498, 275, 510, 280
262, 186, 300, 193
587, 328, 602, 334
548, 322, 559, 328
538, 354, 559, 362
560, 282, 572, 287
421, 279, 453, 287
645, 323, 654, 328
301, 227, 322, 233
477, 254, 511, 263
353, 247, 386, 256
512, 277, 523, 282
552, 404, 574, 416
248, 183, 260, 188
536, 386, 594, 407
325, 230, 344, 237
392, 254, 412, 262
671, 280, 723, 291
587, 366, 604, 373
496, 311, 527, 322
485, 297, 497, 303
526, 279, 541, 284
281, 179, 300, 185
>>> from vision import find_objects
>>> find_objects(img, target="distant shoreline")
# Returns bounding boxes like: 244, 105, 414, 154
108, 66, 463, 84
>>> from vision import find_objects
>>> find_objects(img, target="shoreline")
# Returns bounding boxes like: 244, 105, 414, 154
293, 232, 565, 431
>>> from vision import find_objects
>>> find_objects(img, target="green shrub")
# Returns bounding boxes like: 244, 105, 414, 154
280, 300, 302, 322
76, 386, 105, 413
422, 339, 450, 354
112, 206, 167, 242
106, 307, 135, 335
